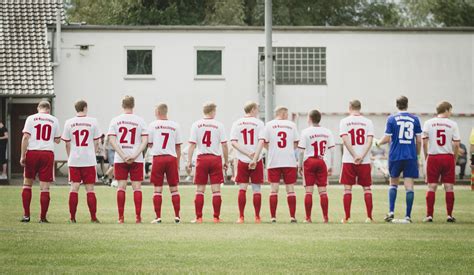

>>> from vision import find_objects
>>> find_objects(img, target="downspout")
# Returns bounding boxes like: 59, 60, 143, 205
52, 8, 61, 66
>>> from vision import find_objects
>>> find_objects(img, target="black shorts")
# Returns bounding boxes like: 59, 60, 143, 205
0, 145, 6, 165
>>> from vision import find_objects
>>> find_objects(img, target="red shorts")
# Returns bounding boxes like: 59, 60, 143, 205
114, 162, 144, 181
235, 160, 264, 184
69, 166, 97, 184
194, 154, 224, 185
340, 163, 372, 187
151, 155, 179, 187
24, 150, 54, 182
268, 167, 297, 184
303, 158, 328, 187
426, 154, 455, 184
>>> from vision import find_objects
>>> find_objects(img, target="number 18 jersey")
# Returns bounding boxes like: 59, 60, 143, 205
339, 115, 374, 164
189, 118, 227, 156
107, 113, 148, 163
384, 112, 422, 161
62, 116, 102, 167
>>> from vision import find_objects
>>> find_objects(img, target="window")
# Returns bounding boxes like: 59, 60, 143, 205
258, 47, 326, 85
195, 47, 224, 79
124, 47, 154, 79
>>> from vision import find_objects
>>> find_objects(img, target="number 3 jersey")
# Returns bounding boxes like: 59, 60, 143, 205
107, 113, 148, 163
62, 116, 102, 167
22, 112, 61, 152
189, 118, 227, 156
230, 116, 265, 163
339, 115, 374, 164
259, 119, 299, 169
147, 119, 183, 157
422, 117, 460, 155
384, 112, 422, 161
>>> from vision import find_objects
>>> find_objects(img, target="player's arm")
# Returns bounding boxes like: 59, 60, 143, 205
341, 135, 360, 160
231, 140, 253, 159
249, 140, 265, 169
20, 133, 30, 166
328, 146, 335, 175
416, 135, 422, 156
222, 142, 229, 170
0, 130, 8, 140
65, 141, 71, 157
422, 137, 429, 159
453, 140, 460, 163
94, 139, 99, 154
176, 144, 181, 169
186, 143, 196, 173
377, 135, 391, 146
131, 135, 148, 161
297, 149, 304, 176
360, 136, 373, 160
108, 135, 128, 161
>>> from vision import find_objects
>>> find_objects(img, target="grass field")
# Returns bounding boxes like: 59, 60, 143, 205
0, 184, 473, 274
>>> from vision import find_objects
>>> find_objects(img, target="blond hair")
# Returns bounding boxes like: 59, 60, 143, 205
274, 106, 288, 116
244, 101, 258, 114
156, 103, 168, 115
349, 99, 361, 111
203, 101, 217, 115
38, 100, 51, 110
122, 95, 135, 109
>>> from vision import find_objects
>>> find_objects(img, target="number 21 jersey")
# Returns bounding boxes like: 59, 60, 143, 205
339, 115, 374, 164
62, 116, 101, 167
384, 112, 422, 161
107, 113, 148, 163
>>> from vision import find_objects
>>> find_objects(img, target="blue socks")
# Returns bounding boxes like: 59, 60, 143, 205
388, 185, 398, 213
405, 190, 414, 218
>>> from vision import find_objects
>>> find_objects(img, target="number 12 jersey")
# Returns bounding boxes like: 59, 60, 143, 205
62, 116, 102, 167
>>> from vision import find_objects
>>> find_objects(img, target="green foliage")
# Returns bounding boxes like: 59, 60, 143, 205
206, 0, 246, 25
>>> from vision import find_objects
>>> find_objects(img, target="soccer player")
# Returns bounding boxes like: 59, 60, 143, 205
148, 103, 182, 224
250, 106, 299, 223
20, 101, 61, 223
107, 96, 148, 224
186, 102, 228, 223
339, 100, 374, 223
422, 101, 460, 223
61, 100, 101, 223
230, 101, 264, 224
298, 109, 335, 223
378, 96, 422, 223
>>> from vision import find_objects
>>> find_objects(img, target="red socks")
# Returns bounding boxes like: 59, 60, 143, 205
40, 190, 50, 219
320, 192, 329, 220
86, 191, 97, 220
22, 186, 32, 217
364, 189, 373, 219
343, 191, 352, 220
446, 191, 454, 216
133, 190, 142, 219
212, 192, 222, 219
117, 189, 126, 219
269, 192, 278, 218
171, 191, 180, 218
238, 189, 246, 218
195, 192, 204, 219
304, 192, 313, 220
253, 192, 261, 218
287, 192, 296, 219
426, 190, 436, 217
153, 192, 162, 219
69, 191, 78, 220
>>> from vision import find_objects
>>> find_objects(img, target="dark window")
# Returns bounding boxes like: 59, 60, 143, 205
197, 50, 222, 75
127, 49, 152, 75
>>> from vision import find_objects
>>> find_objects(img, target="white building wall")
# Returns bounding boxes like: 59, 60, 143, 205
54, 28, 474, 174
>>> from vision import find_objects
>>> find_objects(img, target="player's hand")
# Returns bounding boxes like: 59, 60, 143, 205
248, 161, 257, 170
223, 163, 228, 171
20, 156, 26, 167
354, 157, 362, 165
298, 167, 303, 177
327, 168, 332, 176
185, 163, 192, 175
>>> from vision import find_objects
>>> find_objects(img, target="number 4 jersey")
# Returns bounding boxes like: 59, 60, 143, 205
61, 116, 102, 167
339, 115, 374, 164
422, 117, 460, 155
384, 112, 422, 161
22, 112, 61, 152
189, 118, 227, 156
107, 113, 148, 163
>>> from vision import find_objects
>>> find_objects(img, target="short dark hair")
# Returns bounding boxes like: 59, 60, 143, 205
308, 109, 321, 124
436, 101, 452, 114
349, 100, 361, 111
74, 100, 87, 112
396, 96, 408, 110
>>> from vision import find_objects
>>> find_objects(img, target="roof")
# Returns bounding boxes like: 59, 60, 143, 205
1, 0, 65, 97
60, 25, 474, 33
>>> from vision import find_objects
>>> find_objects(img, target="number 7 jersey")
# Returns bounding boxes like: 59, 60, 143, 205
62, 116, 102, 167
148, 119, 183, 157
107, 113, 148, 163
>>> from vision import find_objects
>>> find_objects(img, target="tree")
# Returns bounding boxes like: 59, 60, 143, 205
206, 0, 246, 25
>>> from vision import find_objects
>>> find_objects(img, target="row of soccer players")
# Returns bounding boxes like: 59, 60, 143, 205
19, 95, 460, 224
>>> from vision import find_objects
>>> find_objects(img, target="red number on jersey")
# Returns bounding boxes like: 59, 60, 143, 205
72, 129, 89, 147
348, 128, 365, 146
202, 131, 212, 147
311, 140, 327, 157
34, 124, 52, 141
118, 127, 137, 145
277, 131, 287, 148
161, 132, 170, 149
436, 129, 446, 146
241, 128, 255, 145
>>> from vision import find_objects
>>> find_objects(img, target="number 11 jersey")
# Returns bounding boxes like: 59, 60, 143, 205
62, 116, 102, 167
384, 112, 422, 161
107, 113, 148, 163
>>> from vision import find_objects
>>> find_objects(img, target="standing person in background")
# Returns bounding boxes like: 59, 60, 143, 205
0, 121, 8, 179
95, 134, 106, 178
378, 96, 422, 224
456, 143, 467, 180
20, 101, 61, 223
470, 128, 474, 188
107, 96, 148, 224
102, 135, 116, 186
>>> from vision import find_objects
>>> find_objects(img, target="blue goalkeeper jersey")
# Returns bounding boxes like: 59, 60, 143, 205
384, 112, 422, 161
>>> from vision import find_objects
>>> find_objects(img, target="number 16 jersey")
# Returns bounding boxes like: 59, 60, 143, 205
384, 112, 422, 161
339, 115, 374, 164
62, 116, 101, 167
107, 113, 148, 163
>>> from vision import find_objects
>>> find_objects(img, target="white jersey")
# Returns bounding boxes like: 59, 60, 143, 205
422, 117, 460, 155
298, 126, 335, 163
107, 113, 148, 163
339, 115, 374, 164
230, 116, 265, 163
61, 116, 102, 167
259, 119, 299, 169
148, 119, 182, 157
189, 118, 227, 156
22, 112, 60, 152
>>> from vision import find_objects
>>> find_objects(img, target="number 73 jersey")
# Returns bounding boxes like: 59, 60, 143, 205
384, 112, 422, 161
107, 114, 148, 163
422, 117, 460, 155
339, 115, 374, 164
62, 116, 102, 167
